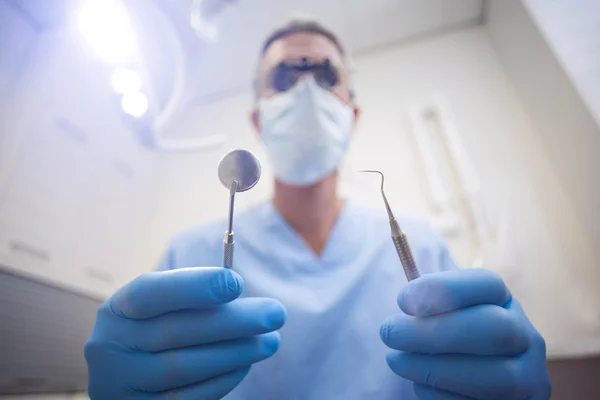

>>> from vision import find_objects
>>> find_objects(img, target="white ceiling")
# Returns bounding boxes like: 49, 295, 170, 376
3, 0, 483, 126
180, 0, 483, 103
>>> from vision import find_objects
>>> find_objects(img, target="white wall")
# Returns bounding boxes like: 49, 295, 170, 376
142, 27, 599, 354
524, 0, 600, 127
0, 1, 38, 193
486, 0, 600, 264
0, 1, 37, 110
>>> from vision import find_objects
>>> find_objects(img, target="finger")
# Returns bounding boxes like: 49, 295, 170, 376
150, 367, 250, 400
129, 298, 286, 351
413, 383, 475, 400
386, 350, 528, 399
380, 304, 529, 356
109, 267, 243, 319
132, 332, 281, 392
399, 269, 511, 317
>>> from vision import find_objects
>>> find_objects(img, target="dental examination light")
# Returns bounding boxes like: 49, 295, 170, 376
121, 91, 149, 118
76, 0, 240, 151
111, 68, 142, 95
77, 0, 149, 117
76, 0, 136, 65
140, 0, 240, 152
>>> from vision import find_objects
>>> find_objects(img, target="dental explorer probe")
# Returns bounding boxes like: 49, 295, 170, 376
360, 170, 421, 281
218, 149, 262, 269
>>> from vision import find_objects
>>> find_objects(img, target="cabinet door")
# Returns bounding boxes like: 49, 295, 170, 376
0, 33, 155, 297
65, 155, 141, 298
0, 106, 86, 288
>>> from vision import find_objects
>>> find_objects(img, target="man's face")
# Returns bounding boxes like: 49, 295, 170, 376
251, 31, 360, 184
253, 32, 356, 114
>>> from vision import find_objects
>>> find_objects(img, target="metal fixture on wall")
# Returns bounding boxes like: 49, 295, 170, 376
190, 0, 239, 42
409, 93, 495, 268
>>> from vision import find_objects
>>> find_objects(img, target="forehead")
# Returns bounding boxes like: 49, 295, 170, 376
260, 32, 345, 71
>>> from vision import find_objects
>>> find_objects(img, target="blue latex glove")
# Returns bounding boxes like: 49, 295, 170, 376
85, 267, 286, 399
380, 268, 551, 400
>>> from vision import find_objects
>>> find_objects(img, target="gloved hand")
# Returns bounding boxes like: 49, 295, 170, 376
85, 267, 286, 399
380, 268, 551, 400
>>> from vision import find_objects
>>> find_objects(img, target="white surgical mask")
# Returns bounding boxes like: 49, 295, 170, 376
258, 76, 354, 186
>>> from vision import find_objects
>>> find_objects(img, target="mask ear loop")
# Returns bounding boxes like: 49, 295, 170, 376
349, 89, 356, 102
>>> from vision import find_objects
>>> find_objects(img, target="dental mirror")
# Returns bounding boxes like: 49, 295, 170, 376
218, 149, 261, 269
218, 149, 262, 192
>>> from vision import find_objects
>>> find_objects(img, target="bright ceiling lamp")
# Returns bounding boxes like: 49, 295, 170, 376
77, 0, 137, 64
121, 91, 149, 118
111, 68, 142, 95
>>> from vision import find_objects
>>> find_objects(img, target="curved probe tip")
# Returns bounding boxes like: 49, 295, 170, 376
359, 169, 395, 221
359, 170, 385, 193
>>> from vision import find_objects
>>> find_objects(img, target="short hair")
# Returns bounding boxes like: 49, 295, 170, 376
260, 15, 347, 58
254, 15, 354, 99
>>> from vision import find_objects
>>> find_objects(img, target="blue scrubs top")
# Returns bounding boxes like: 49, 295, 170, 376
159, 200, 457, 399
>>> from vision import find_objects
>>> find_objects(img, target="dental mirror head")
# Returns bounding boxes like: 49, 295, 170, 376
218, 149, 261, 192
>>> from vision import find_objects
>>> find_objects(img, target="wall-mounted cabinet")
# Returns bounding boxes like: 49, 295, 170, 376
0, 28, 154, 299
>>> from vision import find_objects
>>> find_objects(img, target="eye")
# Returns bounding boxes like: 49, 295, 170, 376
314, 62, 339, 90
272, 63, 298, 92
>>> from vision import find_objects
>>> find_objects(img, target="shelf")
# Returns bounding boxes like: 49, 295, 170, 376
547, 338, 600, 360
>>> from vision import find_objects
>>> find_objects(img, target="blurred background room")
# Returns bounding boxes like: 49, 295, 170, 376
0, 0, 599, 398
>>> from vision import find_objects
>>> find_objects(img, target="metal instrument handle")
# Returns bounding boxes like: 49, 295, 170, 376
392, 233, 420, 281
223, 231, 234, 269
